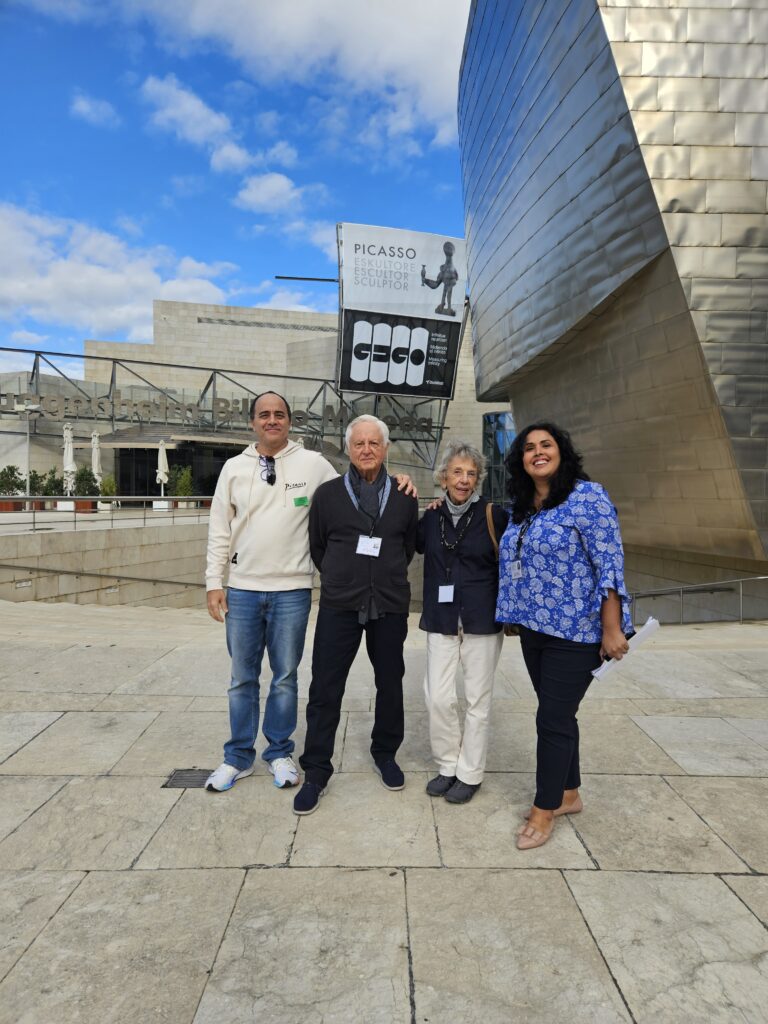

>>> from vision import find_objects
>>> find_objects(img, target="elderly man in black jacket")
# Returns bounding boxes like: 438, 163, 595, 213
294, 414, 419, 815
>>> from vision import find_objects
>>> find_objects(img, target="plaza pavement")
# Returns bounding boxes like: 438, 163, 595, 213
0, 597, 766, 1023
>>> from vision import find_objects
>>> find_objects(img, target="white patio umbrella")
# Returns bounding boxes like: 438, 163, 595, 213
90, 430, 103, 489
156, 440, 170, 497
62, 422, 77, 496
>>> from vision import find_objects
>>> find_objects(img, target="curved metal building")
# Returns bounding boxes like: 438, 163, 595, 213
459, 0, 768, 588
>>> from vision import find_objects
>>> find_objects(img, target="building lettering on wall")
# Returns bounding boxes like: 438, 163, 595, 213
0, 391, 434, 435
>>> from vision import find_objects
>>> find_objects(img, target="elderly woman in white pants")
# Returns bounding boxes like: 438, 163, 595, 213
416, 441, 508, 803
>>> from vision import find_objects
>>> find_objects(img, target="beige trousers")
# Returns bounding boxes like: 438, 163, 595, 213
423, 631, 503, 785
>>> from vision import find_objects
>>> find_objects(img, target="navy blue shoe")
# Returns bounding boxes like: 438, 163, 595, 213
375, 759, 405, 791
293, 781, 326, 815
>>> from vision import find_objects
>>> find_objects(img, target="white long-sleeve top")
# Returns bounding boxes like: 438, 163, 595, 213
205, 440, 337, 592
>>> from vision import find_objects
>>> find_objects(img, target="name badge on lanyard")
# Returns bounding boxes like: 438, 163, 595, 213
510, 560, 523, 580
356, 535, 382, 557
438, 584, 455, 603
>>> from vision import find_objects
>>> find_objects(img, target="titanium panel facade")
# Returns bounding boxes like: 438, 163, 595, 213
459, 0, 768, 569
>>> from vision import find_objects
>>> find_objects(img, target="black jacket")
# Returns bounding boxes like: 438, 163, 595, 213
416, 497, 508, 635
309, 475, 418, 615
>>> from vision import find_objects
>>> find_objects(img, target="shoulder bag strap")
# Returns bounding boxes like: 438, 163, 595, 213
485, 502, 499, 558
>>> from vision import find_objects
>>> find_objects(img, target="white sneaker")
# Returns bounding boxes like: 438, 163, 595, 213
269, 756, 300, 788
205, 763, 254, 792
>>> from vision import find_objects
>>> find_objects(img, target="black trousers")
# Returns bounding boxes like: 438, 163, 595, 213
519, 626, 602, 811
299, 606, 408, 786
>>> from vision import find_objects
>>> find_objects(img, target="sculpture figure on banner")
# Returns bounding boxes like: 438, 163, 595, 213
421, 241, 459, 317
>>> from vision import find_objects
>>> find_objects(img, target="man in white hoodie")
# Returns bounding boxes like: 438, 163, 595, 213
204, 391, 337, 792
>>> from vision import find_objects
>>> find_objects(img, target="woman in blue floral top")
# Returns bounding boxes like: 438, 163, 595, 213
496, 422, 632, 851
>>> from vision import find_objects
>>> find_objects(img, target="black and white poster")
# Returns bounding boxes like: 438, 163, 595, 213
337, 223, 467, 399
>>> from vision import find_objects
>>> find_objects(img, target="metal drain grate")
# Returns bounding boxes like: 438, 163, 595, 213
163, 769, 212, 789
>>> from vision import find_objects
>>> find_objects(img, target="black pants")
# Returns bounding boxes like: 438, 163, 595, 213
519, 626, 602, 811
299, 606, 408, 786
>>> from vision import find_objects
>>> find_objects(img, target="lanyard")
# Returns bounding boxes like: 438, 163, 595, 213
515, 510, 540, 560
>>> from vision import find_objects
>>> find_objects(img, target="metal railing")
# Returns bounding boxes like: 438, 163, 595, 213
631, 575, 768, 625
0, 561, 205, 592
0, 494, 212, 533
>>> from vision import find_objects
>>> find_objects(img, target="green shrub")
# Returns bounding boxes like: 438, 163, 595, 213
73, 466, 100, 497
169, 465, 194, 496
28, 469, 45, 495
41, 468, 64, 496
0, 465, 24, 495
99, 473, 117, 497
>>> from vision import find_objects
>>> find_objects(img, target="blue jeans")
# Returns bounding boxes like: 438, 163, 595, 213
223, 587, 311, 770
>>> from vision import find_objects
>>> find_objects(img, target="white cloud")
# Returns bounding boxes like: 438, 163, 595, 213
265, 140, 298, 168
209, 141, 253, 173
235, 173, 304, 215
141, 73, 232, 148
140, 73, 300, 175
70, 90, 121, 128
176, 256, 237, 279
115, 214, 144, 237
9, 329, 48, 345
257, 288, 323, 313
0, 202, 241, 342
24, 0, 469, 148
283, 219, 338, 263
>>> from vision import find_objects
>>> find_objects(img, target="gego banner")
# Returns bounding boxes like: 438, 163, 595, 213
337, 223, 467, 398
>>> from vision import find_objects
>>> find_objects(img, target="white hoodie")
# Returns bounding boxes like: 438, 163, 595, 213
205, 440, 337, 592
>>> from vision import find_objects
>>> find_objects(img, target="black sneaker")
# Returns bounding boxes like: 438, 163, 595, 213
444, 780, 480, 804
293, 781, 326, 815
426, 774, 456, 797
375, 759, 405, 791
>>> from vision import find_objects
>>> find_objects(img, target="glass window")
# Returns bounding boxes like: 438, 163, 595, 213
481, 411, 515, 505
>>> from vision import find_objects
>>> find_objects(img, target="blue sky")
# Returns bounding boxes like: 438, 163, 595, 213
0, 0, 470, 368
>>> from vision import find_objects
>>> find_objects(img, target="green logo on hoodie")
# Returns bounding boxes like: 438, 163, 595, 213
293, 496, 309, 507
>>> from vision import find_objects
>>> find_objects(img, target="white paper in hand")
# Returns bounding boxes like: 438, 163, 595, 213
592, 616, 660, 680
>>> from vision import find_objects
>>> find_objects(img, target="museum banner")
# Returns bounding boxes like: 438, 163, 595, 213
337, 223, 467, 399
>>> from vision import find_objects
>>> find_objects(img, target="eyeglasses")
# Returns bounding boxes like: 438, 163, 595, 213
260, 454, 276, 486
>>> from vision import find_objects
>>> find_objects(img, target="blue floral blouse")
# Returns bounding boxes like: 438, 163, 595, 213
496, 480, 632, 643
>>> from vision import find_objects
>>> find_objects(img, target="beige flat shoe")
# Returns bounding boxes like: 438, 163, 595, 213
517, 822, 553, 850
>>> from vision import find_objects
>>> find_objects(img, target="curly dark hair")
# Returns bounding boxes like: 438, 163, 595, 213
505, 421, 589, 523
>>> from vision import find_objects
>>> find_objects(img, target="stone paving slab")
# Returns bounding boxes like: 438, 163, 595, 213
0, 776, 181, 870
290, 772, 440, 867
724, 875, 768, 928
0, 868, 244, 1024
634, 697, 768, 717
408, 868, 630, 1023
0, 642, 74, 681
109, 711, 229, 777
610, 650, 763, 699
432, 772, 593, 869
570, 775, 746, 873
0, 691, 100, 712
0, 711, 157, 775
193, 868, 410, 1024
726, 716, 768, 749
0, 870, 84, 983
666, 776, 768, 873
0, 711, 61, 762
136, 778, 298, 868
0, 776, 67, 842
94, 693, 194, 712
565, 871, 768, 1024
7, 644, 174, 694
114, 644, 233, 696
632, 715, 768, 775
340, 710, 431, 771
